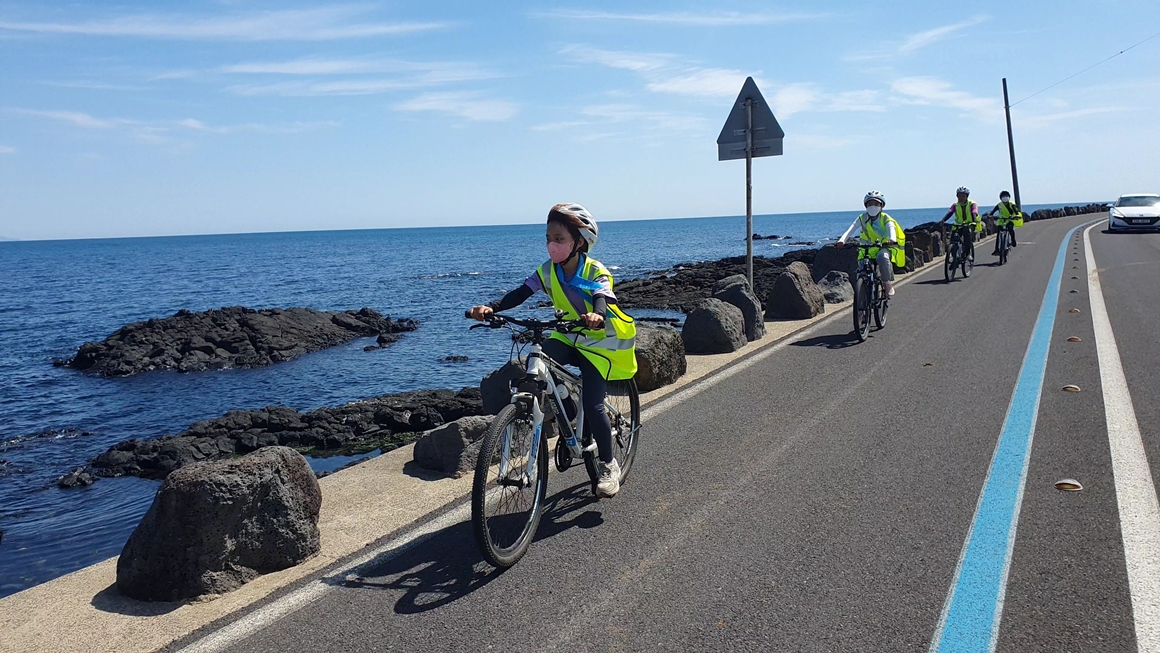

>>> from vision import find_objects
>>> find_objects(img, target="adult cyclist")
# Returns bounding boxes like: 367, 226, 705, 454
836, 190, 906, 297
937, 186, 980, 262
987, 190, 1022, 255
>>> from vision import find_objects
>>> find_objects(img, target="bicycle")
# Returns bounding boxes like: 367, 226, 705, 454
943, 223, 976, 282
994, 219, 1012, 266
852, 241, 891, 342
466, 312, 641, 568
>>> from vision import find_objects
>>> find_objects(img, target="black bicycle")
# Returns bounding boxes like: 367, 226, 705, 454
944, 223, 976, 282
994, 221, 1012, 266
466, 312, 641, 567
852, 242, 891, 342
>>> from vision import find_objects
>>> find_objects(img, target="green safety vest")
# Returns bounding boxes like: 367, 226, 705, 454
996, 201, 1024, 228
859, 213, 907, 268
536, 255, 638, 381
954, 201, 982, 232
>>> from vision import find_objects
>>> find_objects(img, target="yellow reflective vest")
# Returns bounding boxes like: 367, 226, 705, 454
859, 213, 907, 268
535, 255, 638, 381
954, 201, 982, 232
996, 201, 1024, 228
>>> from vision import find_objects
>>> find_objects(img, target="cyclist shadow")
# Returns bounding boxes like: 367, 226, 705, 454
327, 482, 602, 615
791, 332, 861, 349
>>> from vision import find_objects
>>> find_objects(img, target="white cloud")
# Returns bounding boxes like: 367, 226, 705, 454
220, 59, 497, 96
847, 15, 988, 61
898, 16, 988, 53
10, 109, 118, 128
394, 92, 518, 122
10, 108, 338, 143
538, 9, 826, 26
0, 145, 14, 154
890, 76, 1003, 122
558, 46, 676, 72
1017, 106, 1127, 129
580, 104, 707, 131
645, 68, 752, 98
0, 7, 448, 41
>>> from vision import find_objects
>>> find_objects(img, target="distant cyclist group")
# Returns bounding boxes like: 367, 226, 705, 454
837, 186, 1024, 296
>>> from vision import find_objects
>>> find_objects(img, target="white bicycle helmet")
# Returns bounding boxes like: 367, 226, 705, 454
863, 190, 886, 206
549, 203, 599, 248
956, 186, 970, 195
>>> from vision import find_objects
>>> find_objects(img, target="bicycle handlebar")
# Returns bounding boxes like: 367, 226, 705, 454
466, 312, 588, 333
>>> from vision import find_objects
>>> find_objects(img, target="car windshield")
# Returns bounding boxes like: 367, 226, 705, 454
1116, 196, 1160, 207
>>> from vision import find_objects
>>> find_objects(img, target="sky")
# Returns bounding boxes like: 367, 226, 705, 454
1, 1, 1159, 240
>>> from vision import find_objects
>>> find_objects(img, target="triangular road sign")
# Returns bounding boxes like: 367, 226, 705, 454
717, 77, 784, 161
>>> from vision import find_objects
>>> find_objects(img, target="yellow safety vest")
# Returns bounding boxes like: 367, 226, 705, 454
860, 213, 907, 268
996, 201, 1024, 228
535, 255, 638, 381
954, 201, 982, 232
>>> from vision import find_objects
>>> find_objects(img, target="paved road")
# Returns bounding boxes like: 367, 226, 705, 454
174, 213, 1160, 653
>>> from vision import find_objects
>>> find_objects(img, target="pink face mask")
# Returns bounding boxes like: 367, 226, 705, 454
548, 241, 574, 264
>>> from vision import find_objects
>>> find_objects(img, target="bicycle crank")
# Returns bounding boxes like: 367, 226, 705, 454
554, 438, 573, 472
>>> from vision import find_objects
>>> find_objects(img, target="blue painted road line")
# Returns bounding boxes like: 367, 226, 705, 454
929, 222, 1096, 653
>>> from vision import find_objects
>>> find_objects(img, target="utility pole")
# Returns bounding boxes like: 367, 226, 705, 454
1002, 78, 1022, 207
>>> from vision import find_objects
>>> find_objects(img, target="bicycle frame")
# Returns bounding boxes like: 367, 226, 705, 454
498, 342, 594, 485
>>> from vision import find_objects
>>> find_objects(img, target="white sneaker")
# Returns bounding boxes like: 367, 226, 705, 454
885, 283, 896, 297
597, 459, 621, 498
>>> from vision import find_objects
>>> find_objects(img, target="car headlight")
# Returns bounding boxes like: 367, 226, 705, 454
1110, 209, 1122, 219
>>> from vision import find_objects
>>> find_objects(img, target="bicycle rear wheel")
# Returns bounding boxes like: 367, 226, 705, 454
853, 275, 872, 342
583, 379, 641, 486
472, 403, 548, 568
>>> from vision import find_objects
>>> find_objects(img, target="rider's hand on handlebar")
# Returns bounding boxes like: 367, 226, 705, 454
580, 312, 605, 329
467, 305, 494, 321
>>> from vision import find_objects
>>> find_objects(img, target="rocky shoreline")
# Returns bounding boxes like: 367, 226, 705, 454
58, 387, 483, 486
56, 306, 417, 377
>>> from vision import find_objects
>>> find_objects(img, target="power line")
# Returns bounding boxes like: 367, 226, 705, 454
1010, 29, 1160, 107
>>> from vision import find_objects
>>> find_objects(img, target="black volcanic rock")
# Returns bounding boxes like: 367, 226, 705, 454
57, 306, 417, 377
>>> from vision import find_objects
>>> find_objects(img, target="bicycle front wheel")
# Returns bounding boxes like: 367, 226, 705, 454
472, 403, 549, 568
873, 288, 889, 330
583, 379, 642, 485
963, 251, 974, 278
853, 275, 872, 342
944, 250, 956, 282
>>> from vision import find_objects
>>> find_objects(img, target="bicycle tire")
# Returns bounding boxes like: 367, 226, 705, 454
583, 379, 641, 486
853, 275, 872, 342
471, 403, 549, 568
963, 251, 973, 278
999, 231, 1009, 265
873, 284, 889, 330
945, 248, 957, 282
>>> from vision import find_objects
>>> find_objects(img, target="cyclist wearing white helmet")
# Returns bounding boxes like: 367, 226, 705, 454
836, 191, 906, 297
938, 186, 980, 262
468, 203, 637, 498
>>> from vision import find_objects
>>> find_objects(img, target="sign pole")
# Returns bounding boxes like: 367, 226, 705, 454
1002, 78, 1022, 208
745, 98, 754, 290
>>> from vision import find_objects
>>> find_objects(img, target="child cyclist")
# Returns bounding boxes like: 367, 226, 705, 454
468, 203, 637, 498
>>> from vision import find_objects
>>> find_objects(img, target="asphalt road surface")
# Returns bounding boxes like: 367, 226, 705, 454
174, 213, 1160, 653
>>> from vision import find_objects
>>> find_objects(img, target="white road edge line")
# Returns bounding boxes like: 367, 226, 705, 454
1083, 222, 1160, 651
176, 229, 970, 653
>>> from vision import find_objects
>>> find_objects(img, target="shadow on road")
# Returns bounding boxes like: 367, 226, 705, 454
790, 332, 861, 349
912, 279, 954, 285
327, 482, 603, 614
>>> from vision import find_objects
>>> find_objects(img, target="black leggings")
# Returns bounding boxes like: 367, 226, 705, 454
542, 339, 614, 464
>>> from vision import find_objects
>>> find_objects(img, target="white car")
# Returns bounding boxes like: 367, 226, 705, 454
1109, 194, 1160, 232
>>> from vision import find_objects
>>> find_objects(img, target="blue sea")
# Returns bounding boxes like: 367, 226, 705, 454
0, 204, 1083, 597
